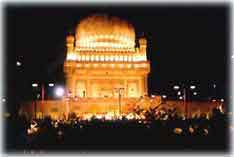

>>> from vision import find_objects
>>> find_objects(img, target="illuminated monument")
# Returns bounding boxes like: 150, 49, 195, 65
63, 14, 150, 115
65, 15, 149, 98
19, 14, 221, 119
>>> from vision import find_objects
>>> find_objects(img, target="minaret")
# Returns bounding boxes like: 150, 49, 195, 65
65, 34, 75, 97
137, 36, 147, 61
139, 37, 147, 54
66, 34, 75, 60
138, 36, 148, 96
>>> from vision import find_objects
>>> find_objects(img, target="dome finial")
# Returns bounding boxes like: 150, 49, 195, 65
67, 28, 75, 36
140, 32, 146, 38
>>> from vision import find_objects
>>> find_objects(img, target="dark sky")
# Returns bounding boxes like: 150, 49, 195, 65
5, 4, 230, 105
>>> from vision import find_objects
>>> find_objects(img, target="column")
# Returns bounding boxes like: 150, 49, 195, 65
124, 79, 127, 97
144, 75, 148, 96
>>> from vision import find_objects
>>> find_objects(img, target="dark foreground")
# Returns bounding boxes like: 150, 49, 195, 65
4, 108, 230, 153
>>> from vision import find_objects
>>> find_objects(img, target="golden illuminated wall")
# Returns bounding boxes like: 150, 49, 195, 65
20, 99, 222, 120
64, 14, 150, 109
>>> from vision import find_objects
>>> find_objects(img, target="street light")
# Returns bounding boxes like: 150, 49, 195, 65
16, 61, 22, 67
2, 97, 6, 102
48, 83, 54, 87
32, 83, 38, 87
190, 85, 196, 90
32, 83, 39, 119
173, 84, 196, 119
213, 84, 216, 88
162, 95, 167, 99
173, 85, 180, 90
32, 82, 55, 119
55, 86, 65, 98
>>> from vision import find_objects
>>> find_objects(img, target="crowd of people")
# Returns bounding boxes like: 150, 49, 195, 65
5, 106, 230, 152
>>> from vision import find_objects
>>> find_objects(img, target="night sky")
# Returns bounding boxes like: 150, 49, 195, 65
5, 4, 230, 111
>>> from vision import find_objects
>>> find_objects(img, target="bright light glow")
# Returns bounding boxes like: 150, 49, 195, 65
110, 56, 114, 61
190, 85, 196, 90
85, 55, 89, 61
218, 105, 224, 113
128, 56, 132, 62
73, 54, 147, 63
95, 55, 99, 61
32, 83, 38, 87
48, 83, 54, 87
16, 61, 21, 66
151, 95, 155, 98
177, 91, 181, 95
96, 114, 103, 119
105, 113, 114, 120
162, 95, 167, 99
27, 121, 39, 135
212, 99, 216, 102
193, 92, 197, 96
91, 55, 94, 61
77, 55, 81, 61
232, 54, 234, 59
179, 96, 183, 100
55, 86, 65, 97
105, 56, 109, 61
115, 56, 119, 61
213, 84, 216, 88
173, 85, 180, 90
2, 98, 6, 102
221, 99, 224, 102
174, 128, 183, 134
81, 55, 85, 61
58, 130, 63, 136
67, 53, 77, 61
100, 55, 104, 61
124, 56, 128, 61
126, 113, 135, 120
76, 14, 135, 49
119, 56, 123, 61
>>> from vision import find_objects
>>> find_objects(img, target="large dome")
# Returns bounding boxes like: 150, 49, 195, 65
75, 14, 135, 49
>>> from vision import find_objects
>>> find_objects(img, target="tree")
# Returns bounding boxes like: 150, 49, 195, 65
68, 112, 77, 120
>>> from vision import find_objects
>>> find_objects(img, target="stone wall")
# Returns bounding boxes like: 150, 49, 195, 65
19, 97, 223, 119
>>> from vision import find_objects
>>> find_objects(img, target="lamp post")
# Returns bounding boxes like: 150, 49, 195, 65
173, 84, 196, 119
32, 82, 55, 118
114, 87, 124, 117
54, 86, 66, 119
32, 83, 38, 119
